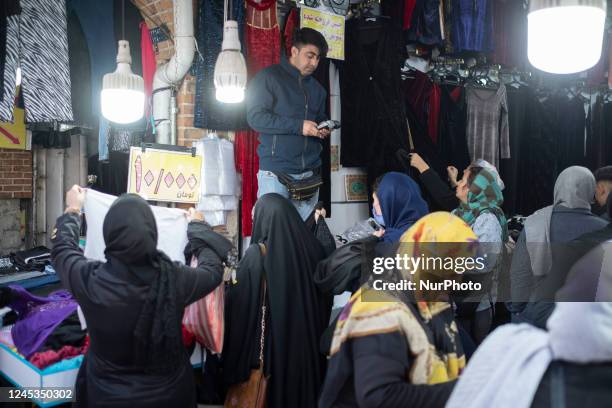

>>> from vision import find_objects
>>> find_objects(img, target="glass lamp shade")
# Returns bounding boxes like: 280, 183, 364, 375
528, 1, 606, 74
101, 40, 145, 123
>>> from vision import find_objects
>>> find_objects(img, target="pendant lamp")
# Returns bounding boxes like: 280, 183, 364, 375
214, 0, 247, 103
101, 0, 145, 123
528, 0, 607, 74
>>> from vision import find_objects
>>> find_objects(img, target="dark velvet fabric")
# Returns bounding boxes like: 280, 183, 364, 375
88, 152, 130, 196
340, 17, 411, 196
437, 86, 471, 173
587, 97, 612, 171
499, 87, 528, 216
312, 58, 332, 215
451, 0, 494, 53
555, 97, 587, 171
491, 0, 527, 69
517, 93, 565, 216
405, 0, 443, 46
194, 0, 247, 131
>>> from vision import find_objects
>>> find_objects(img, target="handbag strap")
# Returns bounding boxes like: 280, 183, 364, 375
259, 281, 267, 366
257, 243, 267, 367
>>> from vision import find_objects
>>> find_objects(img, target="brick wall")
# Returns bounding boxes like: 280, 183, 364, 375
0, 149, 33, 199
134, 0, 205, 147
134, 0, 238, 241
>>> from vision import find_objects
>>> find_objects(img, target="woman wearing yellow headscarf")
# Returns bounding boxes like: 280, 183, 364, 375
319, 213, 477, 408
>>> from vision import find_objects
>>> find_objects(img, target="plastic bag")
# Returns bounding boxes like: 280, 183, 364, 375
182, 256, 225, 354
335, 218, 383, 246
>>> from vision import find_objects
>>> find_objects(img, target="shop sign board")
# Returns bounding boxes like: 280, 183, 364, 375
127, 146, 202, 203
0, 90, 28, 150
300, 6, 345, 61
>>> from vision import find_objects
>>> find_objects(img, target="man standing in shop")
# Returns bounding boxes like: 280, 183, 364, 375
247, 27, 330, 220
594, 166, 612, 221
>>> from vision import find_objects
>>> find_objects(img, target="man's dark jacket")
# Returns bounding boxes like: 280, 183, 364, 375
246, 58, 327, 174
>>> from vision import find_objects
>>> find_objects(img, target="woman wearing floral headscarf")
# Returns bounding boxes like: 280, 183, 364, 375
452, 166, 507, 344
319, 212, 476, 408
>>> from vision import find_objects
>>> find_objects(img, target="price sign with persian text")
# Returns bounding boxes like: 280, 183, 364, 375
300, 6, 345, 61
127, 146, 202, 203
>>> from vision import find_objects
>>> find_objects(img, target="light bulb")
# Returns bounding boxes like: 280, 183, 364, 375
101, 41, 145, 123
528, 3, 606, 74
214, 21, 247, 104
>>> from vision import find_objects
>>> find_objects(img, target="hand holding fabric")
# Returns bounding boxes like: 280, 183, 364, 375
187, 208, 205, 222
65, 185, 85, 213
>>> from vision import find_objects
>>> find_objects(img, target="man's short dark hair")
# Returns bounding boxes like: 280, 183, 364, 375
292, 28, 328, 58
594, 165, 612, 184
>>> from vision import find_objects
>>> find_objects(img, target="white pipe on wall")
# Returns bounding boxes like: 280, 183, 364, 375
153, 0, 195, 145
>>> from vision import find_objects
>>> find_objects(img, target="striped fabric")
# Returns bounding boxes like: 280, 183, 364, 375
0, 16, 19, 122
20, 0, 73, 122
0, 0, 73, 123
182, 256, 225, 354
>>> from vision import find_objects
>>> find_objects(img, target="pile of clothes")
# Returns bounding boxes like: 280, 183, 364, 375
0, 286, 88, 369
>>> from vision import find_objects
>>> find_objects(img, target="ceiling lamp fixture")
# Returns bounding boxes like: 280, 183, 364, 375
101, 0, 145, 123
214, 0, 247, 103
528, 0, 607, 74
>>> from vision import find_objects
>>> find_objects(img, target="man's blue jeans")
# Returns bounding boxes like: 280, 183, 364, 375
257, 170, 319, 221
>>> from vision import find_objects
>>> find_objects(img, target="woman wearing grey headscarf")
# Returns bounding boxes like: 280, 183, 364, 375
446, 300, 612, 408
508, 166, 607, 328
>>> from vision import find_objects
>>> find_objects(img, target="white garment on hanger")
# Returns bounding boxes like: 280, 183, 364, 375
83, 189, 189, 264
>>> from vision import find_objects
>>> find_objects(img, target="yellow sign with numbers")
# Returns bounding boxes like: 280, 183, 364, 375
127, 146, 202, 203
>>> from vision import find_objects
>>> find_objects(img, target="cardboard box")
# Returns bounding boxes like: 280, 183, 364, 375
0, 343, 204, 407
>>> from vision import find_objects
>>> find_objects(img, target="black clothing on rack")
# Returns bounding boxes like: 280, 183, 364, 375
517, 93, 558, 216
437, 86, 471, 173
340, 17, 410, 192
312, 58, 332, 215
500, 87, 528, 216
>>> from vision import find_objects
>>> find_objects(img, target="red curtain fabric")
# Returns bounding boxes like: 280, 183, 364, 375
236, 0, 281, 237
428, 83, 441, 144
403, 0, 418, 30
283, 7, 298, 57
140, 22, 156, 118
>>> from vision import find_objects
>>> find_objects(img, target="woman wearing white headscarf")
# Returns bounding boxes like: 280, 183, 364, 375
508, 166, 607, 328
446, 300, 612, 408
